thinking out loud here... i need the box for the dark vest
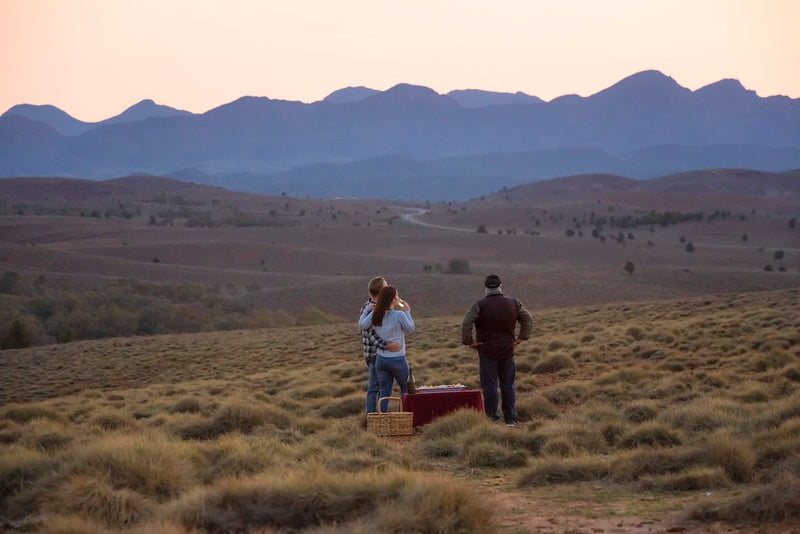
[475,293,519,359]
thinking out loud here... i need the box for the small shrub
[446,258,471,274]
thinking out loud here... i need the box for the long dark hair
[372,285,397,327]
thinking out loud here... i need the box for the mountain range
[2,70,799,201]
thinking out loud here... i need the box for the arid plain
[1,170,799,533]
[1,169,799,327]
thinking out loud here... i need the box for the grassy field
[2,288,799,533]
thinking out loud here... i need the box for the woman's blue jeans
[375,354,409,412]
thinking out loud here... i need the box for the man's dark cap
[484,274,502,288]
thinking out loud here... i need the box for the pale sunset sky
[1,0,799,122]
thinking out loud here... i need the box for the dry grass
[0,288,799,532]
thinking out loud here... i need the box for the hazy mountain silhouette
[1,99,191,136]
[322,86,380,104]
[1,104,92,136]
[1,70,799,200]
[446,89,544,108]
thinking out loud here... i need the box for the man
[461,274,532,426]
[360,276,401,413]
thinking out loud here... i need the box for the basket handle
[377,396,402,414]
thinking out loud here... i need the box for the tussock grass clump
[320,393,363,418]
[639,466,730,492]
[464,440,529,468]
[165,468,495,533]
[419,412,540,467]
[684,473,800,523]
[518,455,610,486]
[19,417,72,451]
[536,420,611,455]
[657,399,732,434]
[168,397,203,414]
[515,394,559,420]
[196,433,290,483]
[532,354,575,374]
[624,401,659,423]
[376,476,496,533]
[177,396,291,439]
[618,423,683,449]
[757,455,800,484]
[1,403,68,424]
[91,409,135,431]
[610,447,707,482]
[0,420,21,444]
[704,431,755,483]
[541,382,588,406]
[0,446,56,504]
[68,433,198,501]
[421,409,485,440]
[44,474,154,528]
[754,418,800,471]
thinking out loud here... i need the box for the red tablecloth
[401,389,484,427]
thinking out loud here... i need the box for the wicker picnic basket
[367,396,414,436]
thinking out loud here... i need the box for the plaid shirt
[360,299,387,362]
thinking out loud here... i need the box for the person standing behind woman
[359,285,414,412]
[359,276,401,414]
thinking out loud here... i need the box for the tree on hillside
[789,217,797,229]
[476,224,487,233]
[624,261,635,275]
[774,250,785,260]
[1,317,32,349]
[686,242,695,252]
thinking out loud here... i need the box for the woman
[358,285,414,412]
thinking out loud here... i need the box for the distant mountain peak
[383,84,442,99]
[323,86,379,104]
[591,69,691,103]
[604,70,684,92]
[109,99,191,124]
[446,89,543,108]
[1,103,88,135]
[695,79,757,100]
